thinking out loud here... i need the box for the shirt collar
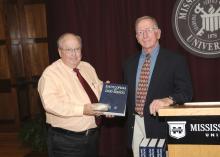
[141,43,160,59]
[59,59,82,72]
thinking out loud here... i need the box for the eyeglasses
[60,47,81,54]
[136,27,158,36]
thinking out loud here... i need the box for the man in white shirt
[38,33,104,157]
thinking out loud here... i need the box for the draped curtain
[46,0,220,156]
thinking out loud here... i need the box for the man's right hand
[83,104,104,116]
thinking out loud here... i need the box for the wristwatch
[168,96,176,105]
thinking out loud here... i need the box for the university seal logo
[172,0,220,58]
[168,121,186,139]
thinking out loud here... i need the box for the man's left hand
[149,97,173,116]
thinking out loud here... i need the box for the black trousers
[47,125,100,157]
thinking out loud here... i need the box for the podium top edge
[184,102,220,106]
[158,103,220,116]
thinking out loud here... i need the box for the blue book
[99,83,128,116]
[140,138,150,157]
[147,138,158,157]
[139,138,166,157]
[156,139,166,157]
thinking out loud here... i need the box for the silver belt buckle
[86,129,89,136]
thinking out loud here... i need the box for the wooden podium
[158,102,220,157]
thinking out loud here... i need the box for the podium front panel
[165,116,220,144]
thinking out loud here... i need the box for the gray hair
[57,33,82,48]
[135,16,159,31]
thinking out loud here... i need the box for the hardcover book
[99,83,128,116]
[140,138,150,157]
[139,138,166,157]
[148,138,158,157]
[156,139,166,157]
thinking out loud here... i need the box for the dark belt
[47,124,98,136]
[134,111,143,117]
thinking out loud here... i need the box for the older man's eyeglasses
[60,47,81,54]
[136,27,158,36]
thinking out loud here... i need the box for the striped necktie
[135,55,151,116]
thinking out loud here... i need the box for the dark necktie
[74,68,98,103]
[135,55,151,116]
[73,68,102,126]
